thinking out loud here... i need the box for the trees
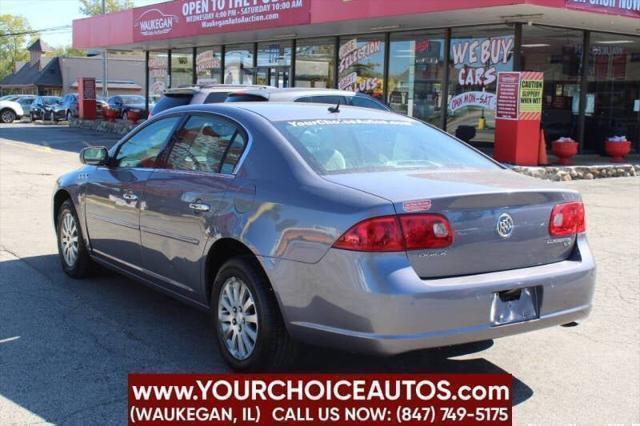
[79,0,134,16]
[49,46,86,57]
[0,15,35,81]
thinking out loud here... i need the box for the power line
[0,25,72,37]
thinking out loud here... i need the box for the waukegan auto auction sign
[133,0,311,42]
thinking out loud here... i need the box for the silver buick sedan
[53,103,595,371]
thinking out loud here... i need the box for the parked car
[106,95,147,120]
[96,97,108,118]
[15,95,37,117]
[52,94,79,121]
[225,88,391,111]
[53,103,595,371]
[150,84,273,117]
[30,96,61,121]
[0,99,25,123]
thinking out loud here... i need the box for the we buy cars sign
[133,0,310,42]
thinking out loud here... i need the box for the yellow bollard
[478,116,486,130]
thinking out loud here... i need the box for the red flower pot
[552,140,579,165]
[104,108,117,123]
[604,140,631,163]
[127,110,140,124]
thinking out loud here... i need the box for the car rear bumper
[260,234,595,355]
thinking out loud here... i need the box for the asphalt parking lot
[1,122,638,424]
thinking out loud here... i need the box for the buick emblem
[496,213,514,239]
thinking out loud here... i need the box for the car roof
[164,102,411,123]
[229,87,359,100]
[163,84,274,95]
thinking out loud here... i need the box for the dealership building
[73,0,640,153]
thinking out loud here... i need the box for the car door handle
[123,193,138,201]
[189,202,210,213]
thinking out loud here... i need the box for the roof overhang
[73,0,640,51]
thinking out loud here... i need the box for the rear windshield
[275,118,499,174]
[152,94,193,115]
[225,94,268,102]
[121,95,145,104]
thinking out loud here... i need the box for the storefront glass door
[584,33,640,153]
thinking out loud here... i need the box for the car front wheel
[57,200,91,278]
[0,109,16,123]
[212,257,296,371]
[66,111,73,121]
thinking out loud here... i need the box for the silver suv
[150,84,273,117]
[225,87,390,111]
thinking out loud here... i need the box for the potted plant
[104,108,117,123]
[604,136,631,163]
[551,137,579,165]
[127,110,140,124]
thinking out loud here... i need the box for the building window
[338,34,385,102]
[256,41,292,87]
[388,30,446,126]
[148,51,168,104]
[196,47,222,84]
[584,33,640,153]
[447,26,515,144]
[520,26,584,146]
[170,48,193,88]
[295,38,336,89]
[224,44,254,85]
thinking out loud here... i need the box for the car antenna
[328,99,341,113]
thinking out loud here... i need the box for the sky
[0,0,165,47]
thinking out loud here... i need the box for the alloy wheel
[1,110,15,123]
[218,276,259,360]
[60,212,79,267]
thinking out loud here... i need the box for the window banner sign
[565,0,640,18]
[128,374,512,425]
[133,0,311,42]
[449,91,497,112]
[494,71,544,166]
[338,38,384,94]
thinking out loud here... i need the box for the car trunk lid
[324,169,580,278]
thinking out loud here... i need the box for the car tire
[66,111,72,122]
[56,200,91,278]
[211,256,297,371]
[0,108,16,123]
[122,111,129,121]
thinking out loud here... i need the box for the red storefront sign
[566,0,640,18]
[133,0,311,42]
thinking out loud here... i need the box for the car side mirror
[80,146,109,166]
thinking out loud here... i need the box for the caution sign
[518,72,543,120]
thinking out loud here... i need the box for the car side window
[165,115,245,174]
[204,92,230,103]
[114,116,181,168]
[300,95,347,105]
[220,133,247,174]
[351,95,387,110]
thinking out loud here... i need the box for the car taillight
[549,201,586,237]
[399,214,453,249]
[333,214,454,252]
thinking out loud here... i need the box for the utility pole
[102,0,108,98]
